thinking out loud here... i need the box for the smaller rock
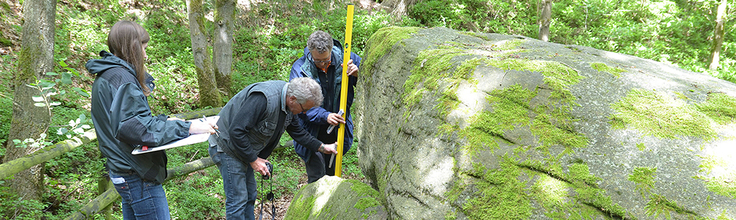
[285,176,387,220]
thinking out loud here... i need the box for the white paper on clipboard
[132,116,219,155]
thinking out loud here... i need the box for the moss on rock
[610,89,717,140]
[363,27,420,78]
[697,92,736,125]
[590,62,625,78]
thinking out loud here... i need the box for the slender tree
[187,0,222,107]
[709,0,728,70]
[381,0,421,18]
[213,0,235,97]
[3,0,56,204]
[538,0,552,42]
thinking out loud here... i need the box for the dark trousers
[305,150,343,183]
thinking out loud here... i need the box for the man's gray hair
[288,77,323,106]
[307,31,333,53]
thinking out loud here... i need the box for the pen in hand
[200,115,220,137]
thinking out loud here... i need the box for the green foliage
[0,184,53,220]
[166,166,226,219]
[409,0,538,36]
[407,0,736,83]
[0,95,11,157]
[142,4,199,114]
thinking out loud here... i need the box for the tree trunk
[3,0,56,204]
[381,0,421,18]
[187,0,221,108]
[214,0,235,98]
[538,0,552,42]
[709,0,727,70]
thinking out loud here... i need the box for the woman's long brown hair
[107,21,151,95]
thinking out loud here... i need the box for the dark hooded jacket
[289,39,361,161]
[86,51,191,184]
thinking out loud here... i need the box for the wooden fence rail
[1,107,222,219]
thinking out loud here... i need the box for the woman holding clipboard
[86,20,216,219]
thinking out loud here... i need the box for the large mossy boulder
[284,176,387,220]
[355,27,736,219]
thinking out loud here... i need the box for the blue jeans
[209,146,257,220]
[109,171,170,220]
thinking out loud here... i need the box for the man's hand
[346,59,359,77]
[250,158,271,177]
[319,143,338,154]
[189,120,218,134]
[327,112,345,126]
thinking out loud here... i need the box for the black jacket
[86,51,190,184]
[209,80,323,164]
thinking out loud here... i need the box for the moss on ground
[610,89,717,140]
[590,62,625,78]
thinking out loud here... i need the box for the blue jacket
[289,39,361,161]
[87,51,191,184]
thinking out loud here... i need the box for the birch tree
[539,0,552,42]
[709,0,728,70]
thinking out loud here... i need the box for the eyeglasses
[309,54,331,65]
[298,102,308,114]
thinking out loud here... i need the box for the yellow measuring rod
[335,4,354,177]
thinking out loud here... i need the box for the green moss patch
[636,143,646,151]
[628,167,657,197]
[456,59,587,154]
[404,48,467,106]
[458,84,535,155]
[363,26,420,78]
[696,92,736,125]
[456,156,629,219]
[610,89,717,140]
[697,154,736,199]
[461,157,533,219]
[645,194,698,219]
[0,37,11,47]
[285,194,316,220]
[590,62,625,78]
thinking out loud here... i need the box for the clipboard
[132,116,219,155]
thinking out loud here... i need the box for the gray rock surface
[356,27,736,219]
